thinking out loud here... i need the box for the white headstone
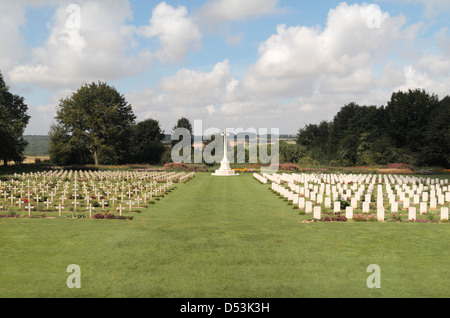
[313,206,321,220]
[408,207,416,221]
[346,206,353,219]
[362,202,370,213]
[298,197,305,209]
[334,201,341,213]
[430,197,437,209]
[438,195,444,205]
[420,202,427,215]
[305,201,313,213]
[293,194,299,205]
[441,207,449,221]
[391,202,398,213]
[351,197,357,209]
[403,198,410,209]
[377,206,385,222]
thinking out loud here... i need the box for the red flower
[24,199,28,203]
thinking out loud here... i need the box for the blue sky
[1,0,449,136]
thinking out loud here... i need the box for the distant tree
[48,124,92,165]
[297,121,331,164]
[53,81,136,165]
[173,117,193,135]
[171,116,193,144]
[0,71,30,166]
[385,89,439,152]
[279,142,307,164]
[130,118,166,164]
[421,96,450,167]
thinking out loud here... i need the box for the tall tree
[422,96,450,167]
[172,117,193,147]
[53,81,135,165]
[130,118,166,164]
[48,124,92,166]
[385,89,439,152]
[0,71,30,165]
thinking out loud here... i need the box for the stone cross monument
[211,129,238,176]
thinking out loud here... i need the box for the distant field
[22,156,50,164]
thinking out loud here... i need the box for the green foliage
[279,142,306,164]
[129,118,166,164]
[51,81,135,165]
[0,70,30,165]
[296,89,450,168]
[49,124,92,165]
[23,135,50,156]
[172,117,193,147]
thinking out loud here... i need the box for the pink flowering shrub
[279,163,301,171]
[387,163,414,171]
[164,162,189,170]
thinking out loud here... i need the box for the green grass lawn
[1,172,450,298]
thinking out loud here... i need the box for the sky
[1,0,450,136]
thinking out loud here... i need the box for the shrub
[164,162,189,171]
[339,198,350,210]
[390,214,402,222]
[353,214,367,222]
[387,163,414,171]
[425,212,437,222]
[279,163,301,172]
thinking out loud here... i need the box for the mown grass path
[1,172,450,298]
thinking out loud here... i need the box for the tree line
[295,89,450,167]
[0,69,448,168]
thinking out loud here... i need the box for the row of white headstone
[254,172,450,222]
[253,173,268,184]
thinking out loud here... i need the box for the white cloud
[137,1,202,63]
[241,2,412,99]
[0,2,27,73]
[9,0,151,89]
[195,0,280,25]
[157,59,234,107]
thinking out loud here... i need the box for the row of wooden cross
[0,170,195,217]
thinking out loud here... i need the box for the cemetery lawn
[1,172,450,298]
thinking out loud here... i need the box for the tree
[0,71,30,166]
[421,96,450,167]
[173,117,193,134]
[279,142,306,164]
[53,81,136,165]
[296,121,331,164]
[130,118,166,164]
[172,117,193,143]
[385,89,439,152]
[48,124,92,166]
